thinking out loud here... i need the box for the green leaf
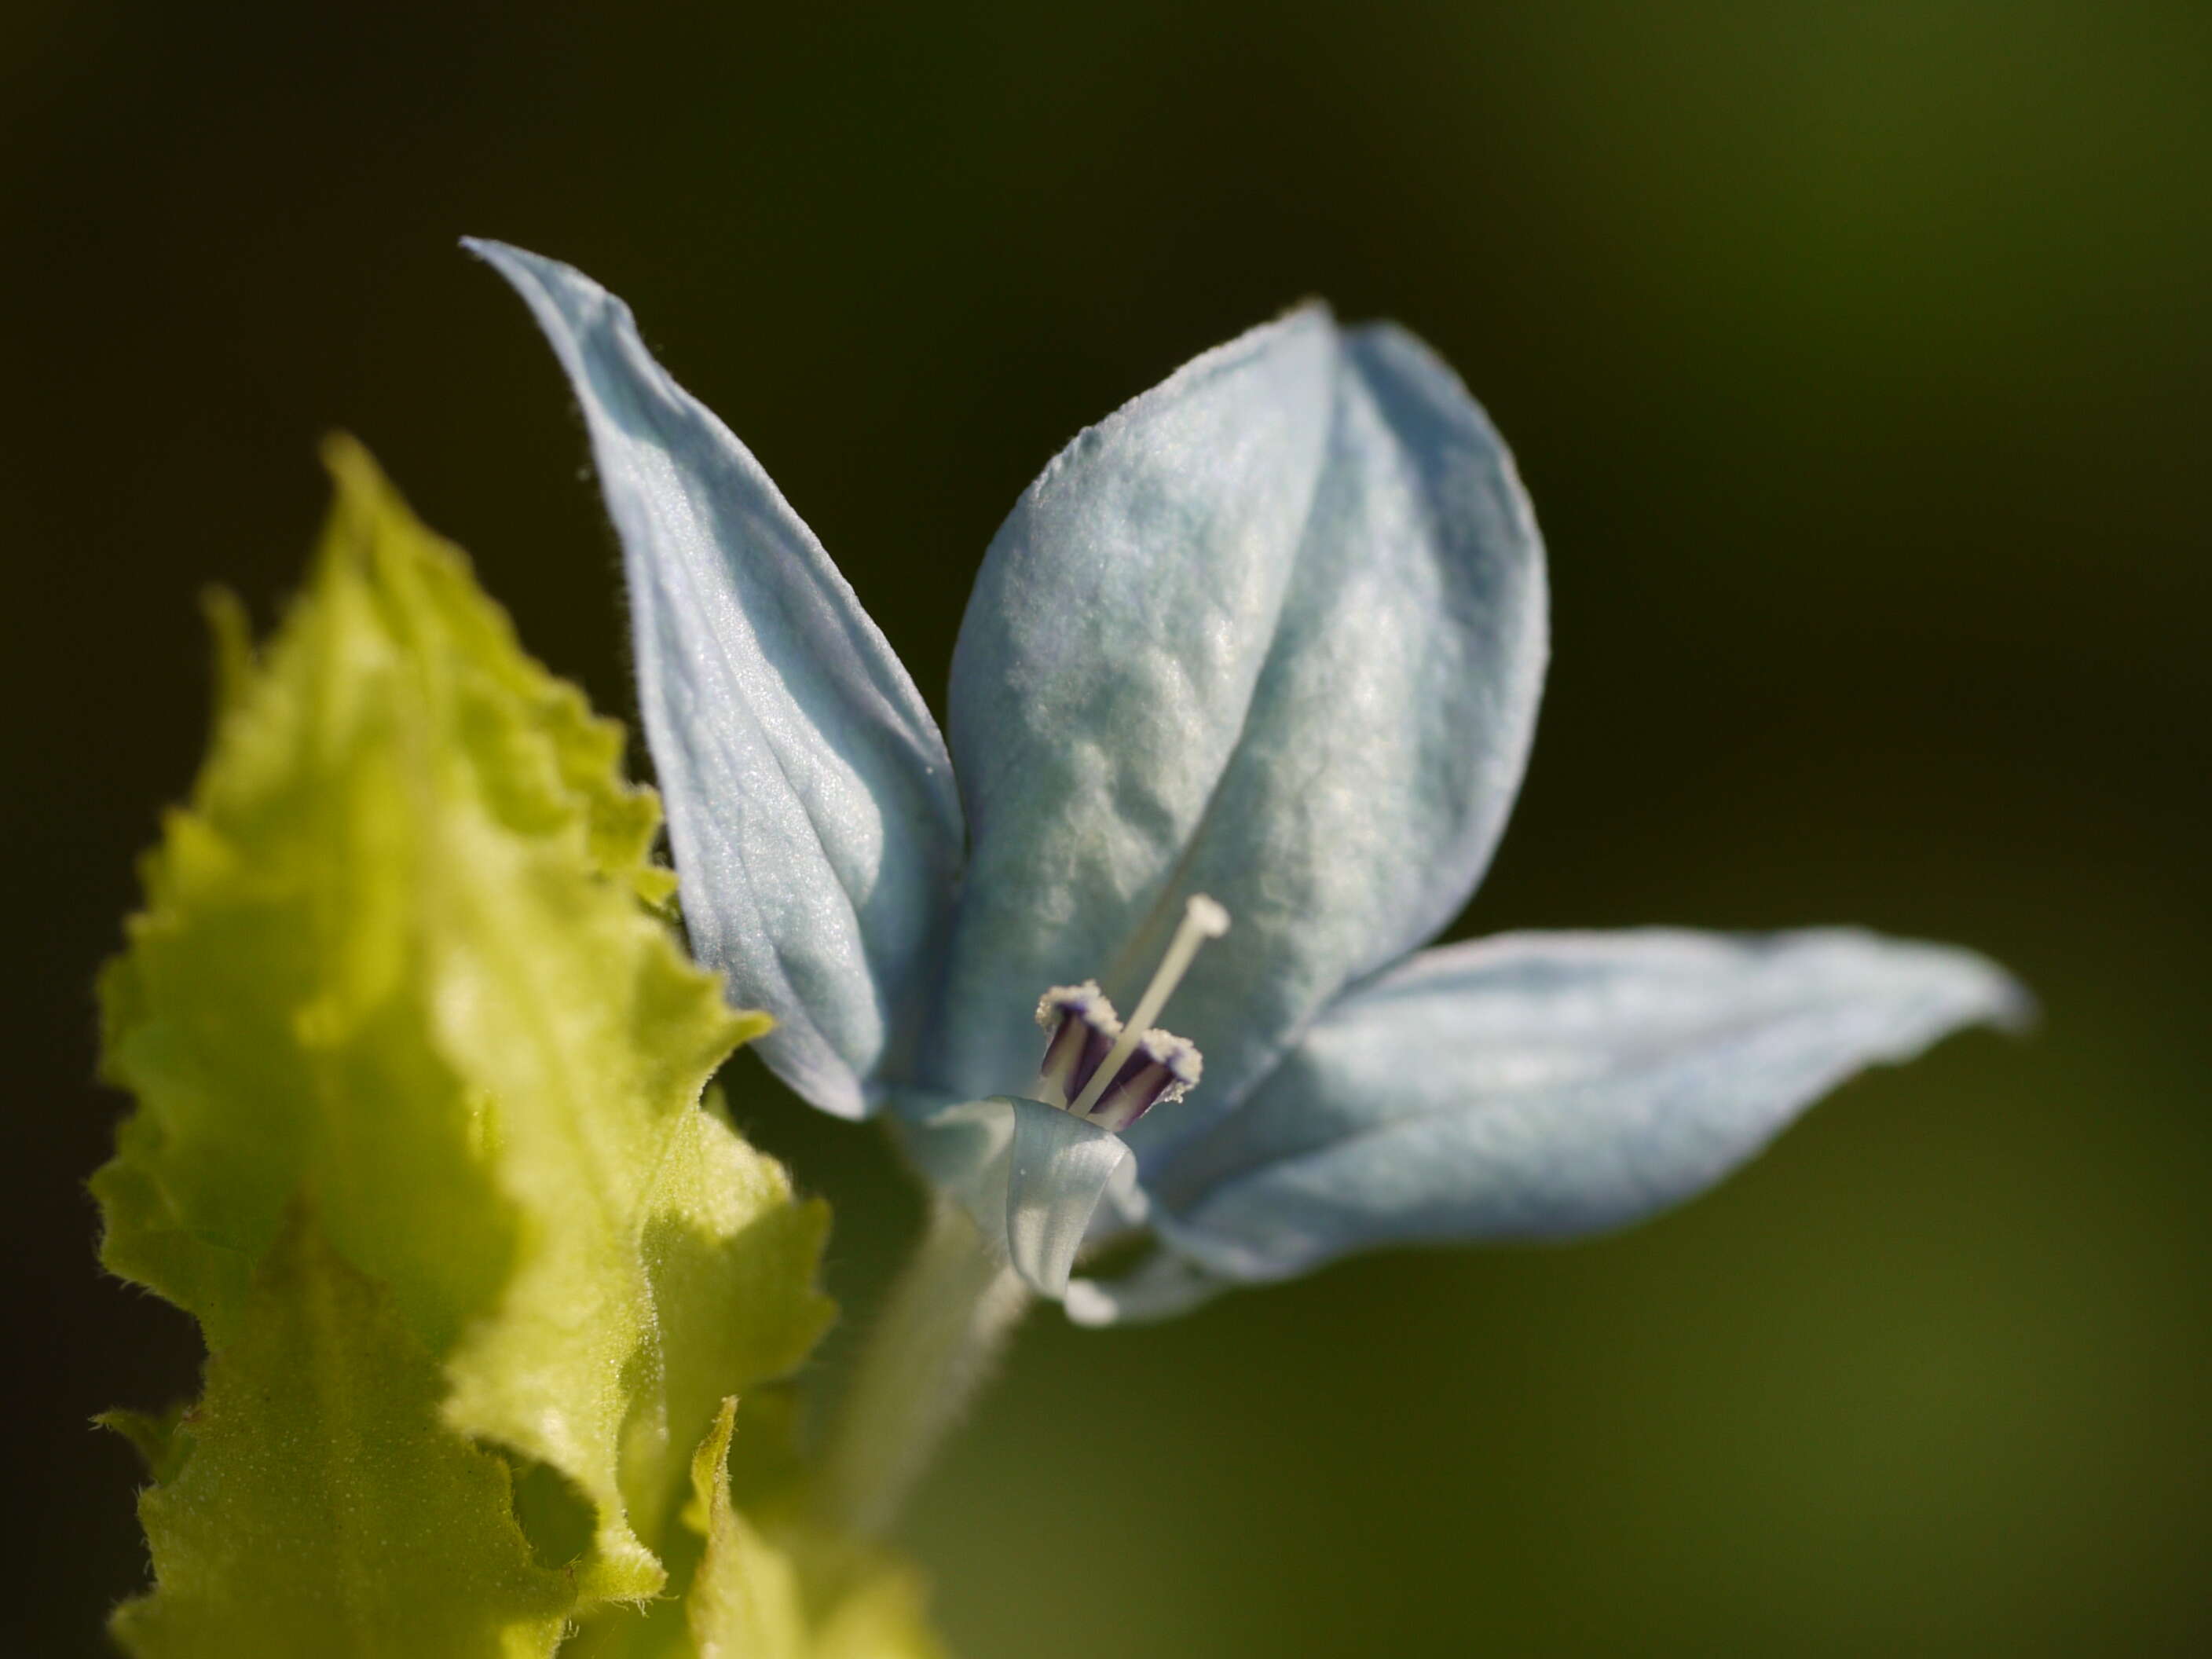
[680,1399,809,1657]
[96,439,837,1637]
[566,1400,950,1659]
[110,1212,571,1659]
[96,1402,194,1489]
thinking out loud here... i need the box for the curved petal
[1065,1251,1231,1327]
[469,240,963,1119]
[923,319,1548,1148]
[901,1097,1128,1298]
[921,308,1335,1105]
[1134,928,2029,1288]
[1006,1101,1130,1298]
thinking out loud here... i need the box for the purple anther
[1086,1028,1203,1133]
[1033,982,1122,1109]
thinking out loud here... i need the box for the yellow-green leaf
[96,439,835,1639]
[567,1399,950,1659]
[683,1399,809,1657]
[110,1211,570,1659]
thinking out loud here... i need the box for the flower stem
[811,1196,1031,1537]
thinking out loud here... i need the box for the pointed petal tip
[1981,960,2039,1035]
[1826,928,2036,1042]
[1117,298,1342,426]
[458,235,530,275]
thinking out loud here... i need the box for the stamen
[1086,1027,1203,1132]
[1031,982,1120,1109]
[1065,895,1230,1122]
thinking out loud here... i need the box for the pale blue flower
[470,240,2027,1324]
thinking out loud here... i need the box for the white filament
[1065,895,1231,1121]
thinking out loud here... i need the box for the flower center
[1031,895,1230,1133]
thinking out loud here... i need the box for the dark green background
[7,2,2207,1653]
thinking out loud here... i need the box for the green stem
[812,1197,1031,1537]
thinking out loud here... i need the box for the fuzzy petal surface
[928,319,1547,1142]
[470,240,962,1119]
[1130,928,2028,1291]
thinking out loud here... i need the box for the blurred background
[6,2,2207,1653]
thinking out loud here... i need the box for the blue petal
[921,318,1548,1144]
[1129,928,2029,1291]
[469,240,963,1119]
[903,1097,1129,1298]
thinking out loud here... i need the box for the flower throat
[1031,895,1230,1133]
